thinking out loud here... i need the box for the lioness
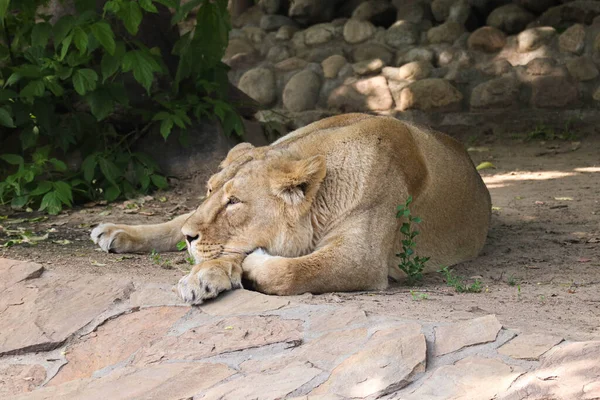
[91,114,491,304]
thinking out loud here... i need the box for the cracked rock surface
[1,258,599,399]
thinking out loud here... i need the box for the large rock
[283,70,322,111]
[432,0,470,24]
[353,43,393,65]
[427,22,465,44]
[322,54,348,78]
[530,75,579,108]
[343,19,376,44]
[223,37,256,67]
[470,76,520,109]
[396,1,431,24]
[0,263,134,356]
[352,0,397,27]
[402,357,523,400]
[266,45,292,63]
[327,76,394,112]
[199,289,291,316]
[0,258,44,292]
[479,59,513,76]
[312,331,426,398]
[260,14,298,31]
[498,333,564,360]
[538,1,600,29]
[468,27,507,53]
[526,57,558,76]
[385,20,420,48]
[238,67,277,106]
[352,58,385,75]
[394,61,433,81]
[433,315,502,356]
[518,27,557,53]
[397,47,435,65]
[566,56,599,81]
[487,4,535,34]
[398,78,463,111]
[498,341,600,400]
[50,307,188,385]
[559,23,586,55]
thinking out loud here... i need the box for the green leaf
[85,89,114,121]
[400,223,410,236]
[150,174,168,189]
[49,158,68,172]
[105,185,121,202]
[81,154,97,182]
[0,108,15,128]
[176,240,187,251]
[412,216,422,224]
[44,76,65,97]
[31,22,52,48]
[20,80,45,100]
[72,68,98,95]
[98,157,121,187]
[59,34,73,60]
[53,15,76,47]
[0,154,23,165]
[11,195,29,209]
[20,128,38,150]
[90,21,115,55]
[29,181,53,196]
[159,118,174,140]
[39,191,62,214]
[4,72,21,87]
[117,1,143,35]
[122,50,162,93]
[151,111,170,121]
[72,26,88,55]
[139,0,158,13]
[0,0,9,22]
[53,181,73,206]
[100,41,125,82]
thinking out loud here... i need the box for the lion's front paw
[90,223,138,253]
[177,264,242,305]
[242,249,293,295]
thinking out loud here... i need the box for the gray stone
[353,43,393,65]
[402,357,523,400]
[515,0,559,14]
[275,57,309,71]
[242,26,266,43]
[566,56,599,81]
[327,76,393,112]
[322,54,348,78]
[471,76,520,109]
[0,269,134,356]
[266,45,292,63]
[312,332,426,398]
[498,341,600,400]
[276,25,299,40]
[434,315,502,356]
[304,23,336,46]
[398,78,463,111]
[498,333,564,360]
[386,21,420,48]
[530,75,578,108]
[479,59,513,76]
[352,0,396,25]
[258,0,280,15]
[396,1,431,24]
[427,22,465,44]
[559,23,586,55]
[238,67,277,106]
[518,27,557,53]
[283,70,322,111]
[538,1,600,29]
[395,61,432,81]
[468,27,507,53]
[397,47,435,65]
[432,0,470,24]
[343,19,376,44]
[260,14,298,31]
[352,58,385,75]
[487,4,535,34]
[526,57,558,76]
[388,79,411,108]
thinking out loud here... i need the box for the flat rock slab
[498,333,564,360]
[199,288,292,316]
[0,264,134,356]
[434,314,502,356]
[0,364,46,397]
[400,356,523,400]
[0,259,44,292]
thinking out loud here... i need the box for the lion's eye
[227,196,241,206]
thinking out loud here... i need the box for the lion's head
[181,143,327,264]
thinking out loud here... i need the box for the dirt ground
[1,131,599,341]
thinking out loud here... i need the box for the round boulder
[518,27,557,53]
[530,76,578,108]
[304,24,336,46]
[238,68,277,106]
[558,24,586,55]
[467,27,507,53]
[566,56,599,81]
[397,61,433,81]
[353,43,393,65]
[487,4,535,34]
[283,70,322,112]
[427,22,465,44]
[398,78,463,111]
[470,76,520,109]
[385,21,420,48]
[343,19,376,44]
[322,54,348,78]
[327,76,393,112]
[352,59,385,75]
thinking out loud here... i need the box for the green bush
[0,0,242,214]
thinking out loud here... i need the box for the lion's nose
[186,234,199,244]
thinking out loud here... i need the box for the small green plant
[176,240,187,251]
[437,266,482,293]
[410,290,429,301]
[185,256,195,265]
[507,274,518,287]
[396,195,430,286]
[522,120,577,142]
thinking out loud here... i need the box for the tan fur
[91,114,491,304]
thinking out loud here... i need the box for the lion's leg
[91,212,193,253]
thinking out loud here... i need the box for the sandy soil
[2,132,599,341]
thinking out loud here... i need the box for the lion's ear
[270,155,326,206]
[220,143,255,169]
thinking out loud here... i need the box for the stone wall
[225,0,600,133]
